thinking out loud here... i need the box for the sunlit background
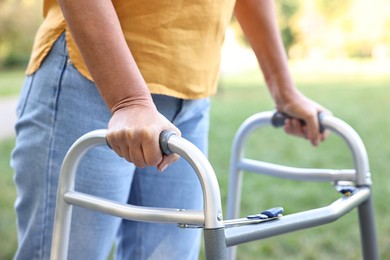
[221,0,390,75]
[1,0,390,69]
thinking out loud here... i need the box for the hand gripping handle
[271,111,326,133]
[106,130,176,156]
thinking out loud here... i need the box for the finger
[283,119,294,135]
[304,113,320,146]
[112,142,132,162]
[109,129,146,166]
[284,118,306,138]
[320,129,331,142]
[129,144,147,168]
[291,118,304,136]
[157,154,180,172]
[106,130,128,159]
[123,129,150,167]
[141,131,163,166]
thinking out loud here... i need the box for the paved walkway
[0,97,18,139]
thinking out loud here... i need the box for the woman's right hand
[106,102,181,172]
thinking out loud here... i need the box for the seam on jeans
[17,74,35,118]
[173,98,210,129]
[40,37,69,259]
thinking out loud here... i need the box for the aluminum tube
[167,134,224,229]
[64,191,205,225]
[227,111,273,220]
[226,111,373,260]
[228,112,371,185]
[51,130,107,260]
[204,228,227,260]
[226,188,370,247]
[51,129,224,260]
[358,196,379,260]
[321,116,371,185]
[227,111,371,220]
[226,112,273,260]
[239,159,356,182]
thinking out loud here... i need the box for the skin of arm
[57,0,179,171]
[234,0,329,146]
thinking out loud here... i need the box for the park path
[0,97,18,139]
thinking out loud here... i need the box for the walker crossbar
[225,187,369,247]
[226,111,378,260]
[237,159,356,182]
[63,191,205,225]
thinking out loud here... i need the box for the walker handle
[159,130,176,155]
[105,130,177,156]
[271,111,325,133]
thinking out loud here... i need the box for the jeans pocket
[16,74,34,118]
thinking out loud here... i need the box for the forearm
[235,0,330,146]
[57,0,181,168]
[234,0,296,106]
[58,0,153,112]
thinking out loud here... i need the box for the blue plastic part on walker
[260,207,284,218]
[247,213,268,220]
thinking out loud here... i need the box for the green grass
[0,138,17,260]
[0,69,25,96]
[1,67,390,259]
[208,71,390,259]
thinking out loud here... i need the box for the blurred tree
[0,0,42,68]
[295,0,390,60]
[230,0,302,56]
[276,0,301,54]
[315,0,352,21]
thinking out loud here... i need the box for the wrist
[109,92,155,114]
[266,69,298,109]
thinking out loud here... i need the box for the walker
[51,111,378,259]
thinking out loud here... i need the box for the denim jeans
[12,33,209,260]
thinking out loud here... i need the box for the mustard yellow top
[27,0,236,99]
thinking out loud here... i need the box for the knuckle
[124,127,135,140]
[142,128,155,139]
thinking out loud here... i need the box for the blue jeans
[12,33,209,259]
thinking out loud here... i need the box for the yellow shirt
[27,0,236,99]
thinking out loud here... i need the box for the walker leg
[204,228,227,260]
[226,169,243,260]
[227,246,237,260]
[358,195,378,260]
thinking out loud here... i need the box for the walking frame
[51,111,378,259]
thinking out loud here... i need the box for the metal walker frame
[51,111,378,259]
